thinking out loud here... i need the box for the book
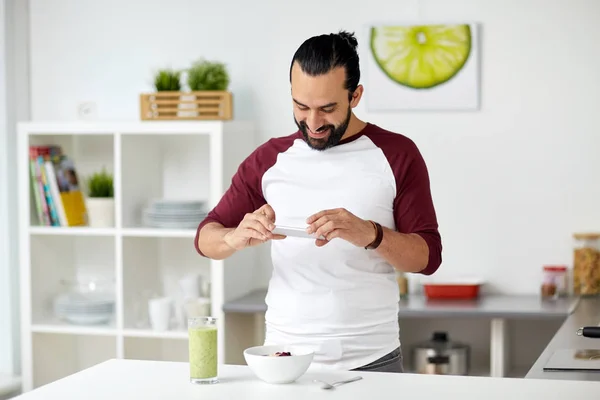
[29,145,88,227]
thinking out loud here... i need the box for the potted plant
[154,68,182,92]
[183,59,232,119]
[85,168,114,228]
[148,68,182,119]
[187,59,230,91]
[140,61,233,121]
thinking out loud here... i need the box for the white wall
[1,0,29,377]
[0,0,12,375]
[28,0,600,294]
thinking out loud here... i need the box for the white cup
[179,274,202,299]
[148,297,173,331]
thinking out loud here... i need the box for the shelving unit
[17,121,262,392]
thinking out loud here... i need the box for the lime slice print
[370,24,472,89]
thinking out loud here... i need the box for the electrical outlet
[77,102,97,120]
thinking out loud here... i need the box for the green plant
[153,69,182,91]
[87,169,113,198]
[187,59,230,91]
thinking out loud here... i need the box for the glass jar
[541,265,568,299]
[396,271,409,299]
[573,233,600,296]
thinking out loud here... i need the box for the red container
[423,279,484,300]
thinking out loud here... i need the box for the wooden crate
[140,91,233,120]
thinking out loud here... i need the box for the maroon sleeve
[367,128,442,275]
[194,134,298,256]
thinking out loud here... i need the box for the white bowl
[243,345,314,384]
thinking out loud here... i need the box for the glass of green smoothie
[188,316,218,384]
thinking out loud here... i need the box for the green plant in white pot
[86,168,114,228]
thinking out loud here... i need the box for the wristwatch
[365,221,383,250]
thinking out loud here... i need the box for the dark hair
[290,30,360,98]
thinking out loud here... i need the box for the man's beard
[295,106,352,151]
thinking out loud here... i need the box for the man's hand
[306,208,376,248]
[223,204,286,250]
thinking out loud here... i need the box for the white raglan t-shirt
[195,122,442,370]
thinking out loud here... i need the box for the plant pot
[178,93,198,118]
[86,197,115,228]
[139,91,232,120]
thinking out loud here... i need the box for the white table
[12,359,600,400]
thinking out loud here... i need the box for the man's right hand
[223,204,286,250]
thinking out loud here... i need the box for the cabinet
[17,121,261,391]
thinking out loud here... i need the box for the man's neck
[341,115,367,141]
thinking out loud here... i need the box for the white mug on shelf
[178,274,202,299]
[148,296,173,331]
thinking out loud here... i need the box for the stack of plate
[142,199,207,229]
[53,291,115,325]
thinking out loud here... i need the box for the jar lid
[543,265,567,272]
[573,232,600,240]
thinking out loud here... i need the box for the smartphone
[272,225,325,240]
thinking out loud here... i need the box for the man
[195,30,442,373]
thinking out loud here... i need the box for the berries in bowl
[269,351,291,357]
[243,345,314,384]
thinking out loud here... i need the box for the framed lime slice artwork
[370,24,472,90]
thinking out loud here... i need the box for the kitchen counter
[223,289,269,313]
[223,289,581,379]
[223,288,578,318]
[526,296,600,381]
[12,358,600,400]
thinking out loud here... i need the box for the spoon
[313,376,363,390]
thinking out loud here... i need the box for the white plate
[61,313,113,325]
[149,199,206,209]
[144,209,206,216]
[142,219,200,229]
[56,305,114,312]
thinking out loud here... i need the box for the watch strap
[365,221,383,250]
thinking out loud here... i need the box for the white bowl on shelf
[243,345,314,384]
[53,278,115,325]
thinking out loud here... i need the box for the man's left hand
[306,208,376,248]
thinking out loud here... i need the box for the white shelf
[31,320,117,336]
[29,226,198,238]
[121,228,196,238]
[29,226,116,236]
[29,321,189,340]
[17,120,236,135]
[18,120,261,393]
[29,324,187,340]
[122,328,188,340]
